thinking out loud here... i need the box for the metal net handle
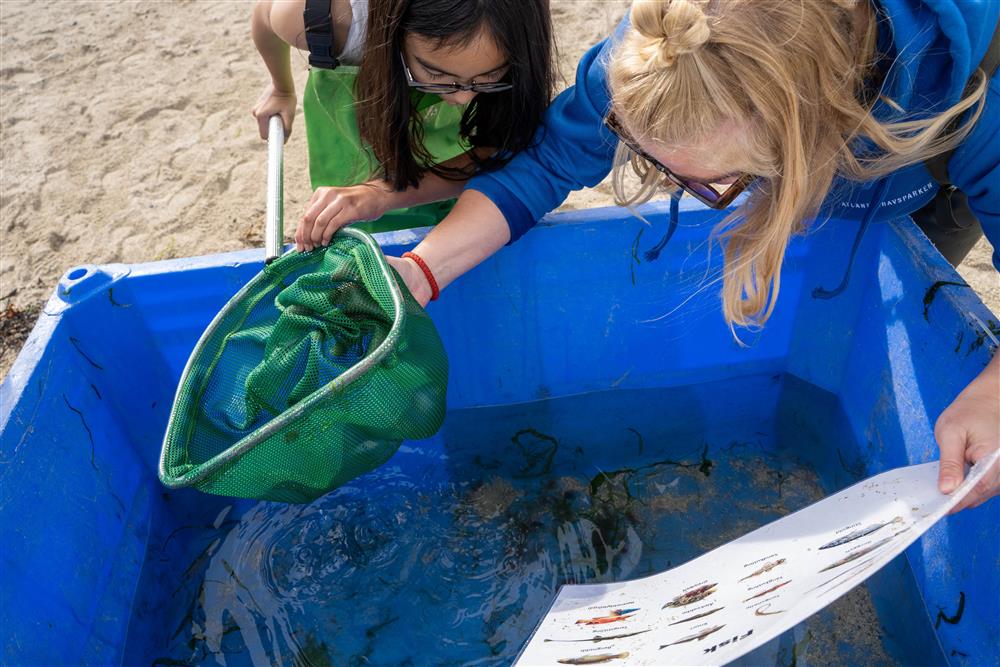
[265,115,284,263]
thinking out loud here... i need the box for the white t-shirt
[339,0,369,65]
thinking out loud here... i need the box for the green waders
[303,66,469,234]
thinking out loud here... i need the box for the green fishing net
[159,228,448,503]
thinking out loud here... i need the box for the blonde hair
[609,0,988,332]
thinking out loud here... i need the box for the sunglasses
[400,52,513,95]
[604,112,756,209]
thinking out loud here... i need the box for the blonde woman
[391,0,999,511]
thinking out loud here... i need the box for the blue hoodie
[468,1,1000,266]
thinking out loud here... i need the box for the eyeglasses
[400,52,513,95]
[604,112,756,209]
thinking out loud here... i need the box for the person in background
[251,0,554,248]
[390,0,1000,511]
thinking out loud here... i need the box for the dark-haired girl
[251,0,554,250]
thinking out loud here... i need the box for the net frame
[158,227,408,491]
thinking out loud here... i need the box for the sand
[0,1,996,379]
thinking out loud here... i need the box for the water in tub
[135,374,937,666]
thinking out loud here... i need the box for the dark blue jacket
[468,1,1000,267]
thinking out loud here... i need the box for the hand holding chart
[515,451,1000,666]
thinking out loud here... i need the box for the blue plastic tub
[1,201,997,666]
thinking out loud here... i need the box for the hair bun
[632,0,710,68]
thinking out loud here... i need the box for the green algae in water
[142,374,940,666]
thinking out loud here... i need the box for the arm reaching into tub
[386,190,510,305]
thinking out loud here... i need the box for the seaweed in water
[836,447,867,480]
[350,613,400,666]
[922,280,968,322]
[512,428,559,477]
[220,558,263,610]
[589,444,714,500]
[697,444,714,477]
[628,427,644,456]
[643,192,681,262]
[364,614,400,639]
[935,591,966,628]
[967,319,1000,356]
[548,481,585,524]
[293,633,334,667]
[107,287,132,307]
[68,335,104,370]
[630,227,644,286]
[62,394,97,471]
[151,657,195,666]
[589,467,635,506]
[786,628,813,667]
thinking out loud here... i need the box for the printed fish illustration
[659,624,725,649]
[662,583,718,608]
[557,652,630,665]
[820,517,903,550]
[742,580,791,602]
[739,558,787,582]
[545,629,652,643]
[806,557,877,594]
[667,607,724,626]
[754,604,785,616]
[575,609,639,625]
[819,533,903,572]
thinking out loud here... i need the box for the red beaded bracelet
[402,251,440,301]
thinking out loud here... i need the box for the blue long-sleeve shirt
[468,1,1000,267]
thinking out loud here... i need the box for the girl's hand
[385,255,433,307]
[935,354,1000,513]
[251,83,296,141]
[296,183,392,252]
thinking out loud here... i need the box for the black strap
[925,18,1000,185]
[304,0,340,70]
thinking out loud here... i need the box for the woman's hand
[385,255,433,307]
[296,183,393,252]
[251,83,296,141]
[935,353,1000,513]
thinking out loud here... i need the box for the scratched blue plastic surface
[1,201,997,665]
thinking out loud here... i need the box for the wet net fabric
[159,229,448,503]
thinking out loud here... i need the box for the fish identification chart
[514,451,1000,666]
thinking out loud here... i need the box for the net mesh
[159,229,448,503]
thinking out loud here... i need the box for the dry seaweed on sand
[0,301,40,373]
